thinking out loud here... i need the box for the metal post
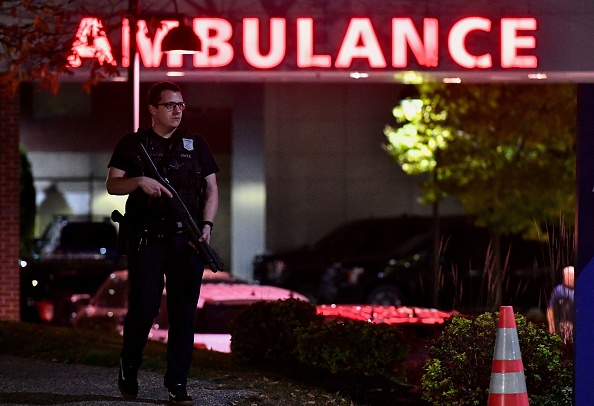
[129,0,140,132]
[432,195,440,308]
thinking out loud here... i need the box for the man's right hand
[138,176,173,198]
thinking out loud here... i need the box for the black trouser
[121,231,204,388]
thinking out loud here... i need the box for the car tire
[365,285,405,307]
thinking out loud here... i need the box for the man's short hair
[147,81,182,106]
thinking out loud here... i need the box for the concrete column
[230,84,265,281]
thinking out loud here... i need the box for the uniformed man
[106,81,219,405]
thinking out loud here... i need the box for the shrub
[421,312,573,406]
[229,298,318,367]
[296,318,409,378]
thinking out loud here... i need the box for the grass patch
[0,321,363,405]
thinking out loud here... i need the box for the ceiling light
[350,72,369,79]
[162,24,201,54]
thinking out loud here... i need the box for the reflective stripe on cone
[488,393,530,406]
[489,372,528,394]
[487,306,529,406]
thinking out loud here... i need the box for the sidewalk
[0,355,257,405]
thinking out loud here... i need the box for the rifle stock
[137,143,226,272]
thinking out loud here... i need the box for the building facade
[4,0,594,401]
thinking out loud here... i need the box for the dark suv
[253,215,550,312]
[20,215,120,324]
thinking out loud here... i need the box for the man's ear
[148,104,157,115]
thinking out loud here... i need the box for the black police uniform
[107,127,219,388]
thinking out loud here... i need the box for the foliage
[19,145,36,257]
[229,298,318,367]
[0,0,119,96]
[296,318,409,378]
[421,312,573,406]
[383,83,576,237]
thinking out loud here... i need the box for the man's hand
[188,229,210,250]
[188,225,212,251]
[200,224,212,243]
[138,176,173,198]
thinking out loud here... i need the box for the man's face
[151,90,184,130]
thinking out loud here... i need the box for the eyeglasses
[156,102,186,111]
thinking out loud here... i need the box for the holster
[111,210,129,255]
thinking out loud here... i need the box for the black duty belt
[145,218,186,240]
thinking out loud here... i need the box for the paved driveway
[0,355,256,405]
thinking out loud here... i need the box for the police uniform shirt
[108,127,219,225]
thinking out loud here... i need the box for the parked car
[71,270,309,353]
[20,215,121,325]
[253,215,550,313]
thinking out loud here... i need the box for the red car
[71,270,309,353]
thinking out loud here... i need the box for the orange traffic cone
[487,306,529,406]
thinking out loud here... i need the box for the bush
[296,318,409,378]
[230,298,318,367]
[421,312,573,406]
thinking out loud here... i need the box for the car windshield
[313,217,432,259]
[59,223,117,254]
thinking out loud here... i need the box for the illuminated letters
[68,18,116,67]
[122,19,183,68]
[297,18,332,68]
[68,16,538,72]
[449,17,493,69]
[501,18,537,68]
[243,18,287,69]
[392,18,439,68]
[192,18,234,67]
[335,18,387,68]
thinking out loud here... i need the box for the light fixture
[161,0,201,54]
[349,72,369,79]
[162,22,201,54]
[129,0,201,130]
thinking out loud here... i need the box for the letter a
[68,17,117,67]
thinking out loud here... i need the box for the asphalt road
[0,355,257,405]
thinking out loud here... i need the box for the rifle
[136,142,226,272]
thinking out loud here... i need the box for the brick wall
[0,85,21,321]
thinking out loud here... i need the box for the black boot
[118,357,139,399]
[167,384,193,405]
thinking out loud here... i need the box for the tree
[0,0,119,97]
[0,0,120,320]
[383,83,576,307]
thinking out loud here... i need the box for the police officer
[106,81,219,405]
